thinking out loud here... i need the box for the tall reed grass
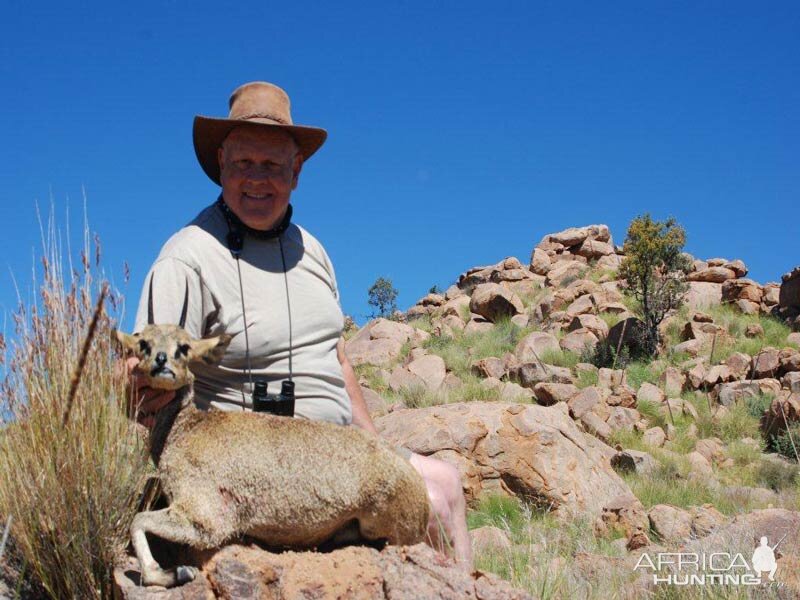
[0,212,150,599]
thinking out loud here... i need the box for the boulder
[406,355,447,391]
[648,505,693,543]
[721,278,763,304]
[690,505,727,537]
[760,392,800,440]
[464,317,495,336]
[687,267,736,283]
[513,362,573,387]
[559,329,599,354]
[724,259,748,278]
[575,238,615,259]
[469,283,524,323]
[377,402,631,517]
[594,493,649,540]
[606,407,640,432]
[764,283,781,306]
[695,438,726,464]
[533,382,578,406]
[673,338,703,357]
[716,380,780,407]
[114,543,531,600]
[471,357,506,380]
[660,367,686,396]
[637,382,665,405]
[514,331,560,363]
[684,282,723,309]
[565,294,595,317]
[346,319,428,367]
[388,366,426,394]
[610,450,658,476]
[725,352,752,379]
[529,248,551,275]
[361,386,389,418]
[606,317,651,360]
[752,348,781,379]
[567,314,609,339]
[642,427,666,447]
[580,412,614,442]
[499,381,535,402]
[779,267,800,311]
[470,526,513,556]
[545,261,588,288]
[568,387,604,419]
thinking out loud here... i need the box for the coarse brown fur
[116,324,429,588]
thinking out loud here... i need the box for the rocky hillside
[346,224,800,598]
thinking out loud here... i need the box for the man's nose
[155,351,167,366]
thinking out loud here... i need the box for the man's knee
[409,454,464,507]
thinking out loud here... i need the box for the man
[129,81,472,566]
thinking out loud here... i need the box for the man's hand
[125,356,175,429]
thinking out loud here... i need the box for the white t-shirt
[134,202,351,425]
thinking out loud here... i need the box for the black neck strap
[216,196,293,245]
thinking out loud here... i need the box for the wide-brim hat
[193,81,327,185]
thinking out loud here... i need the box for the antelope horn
[147,273,155,325]
[178,280,189,329]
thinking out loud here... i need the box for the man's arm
[337,337,378,434]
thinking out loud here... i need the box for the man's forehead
[222,126,297,156]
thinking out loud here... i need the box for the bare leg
[131,508,209,588]
[409,453,473,569]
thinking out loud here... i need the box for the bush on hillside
[618,215,691,357]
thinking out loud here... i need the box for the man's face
[217,126,302,230]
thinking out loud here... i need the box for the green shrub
[754,458,798,491]
[618,215,690,357]
[770,425,800,462]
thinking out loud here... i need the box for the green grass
[468,494,640,599]
[422,317,532,379]
[624,360,663,390]
[406,313,433,333]
[575,368,599,389]
[598,312,623,329]
[540,347,580,369]
[704,304,794,361]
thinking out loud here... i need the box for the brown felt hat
[193,81,327,185]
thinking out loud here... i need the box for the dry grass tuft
[0,214,150,599]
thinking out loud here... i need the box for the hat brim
[193,116,327,185]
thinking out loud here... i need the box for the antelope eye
[138,340,151,356]
[175,344,190,358]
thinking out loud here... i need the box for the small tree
[368,277,398,318]
[618,214,690,356]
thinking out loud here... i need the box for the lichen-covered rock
[377,402,630,517]
[114,543,532,600]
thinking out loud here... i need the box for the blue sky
[1,1,798,328]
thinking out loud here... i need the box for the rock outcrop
[114,543,532,600]
[376,401,631,517]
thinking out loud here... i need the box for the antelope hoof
[176,565,198,585]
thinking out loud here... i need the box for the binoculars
[252,380,295,416]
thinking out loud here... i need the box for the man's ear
[113,330,139,353]
[189,334,233,365]
[291,154,303,190]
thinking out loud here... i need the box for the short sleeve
[320,246,341,306]
[133,257,207,338]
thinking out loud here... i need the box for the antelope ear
[189,334,233,365]
[113,330,139,353]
